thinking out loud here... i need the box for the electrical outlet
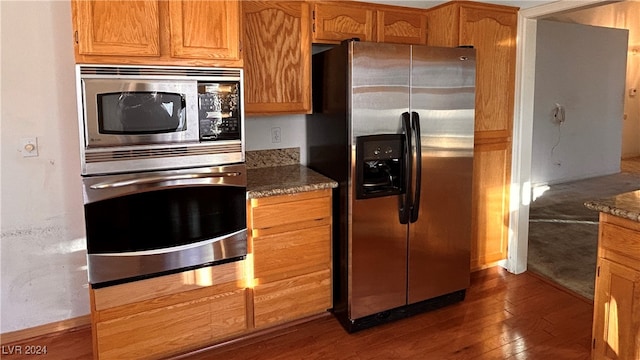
[271,127,281,143]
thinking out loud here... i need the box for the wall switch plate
[271,127,281,143]
[21,137,38,157]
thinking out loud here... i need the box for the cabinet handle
[74,30,78,44]
[597,266,600,277]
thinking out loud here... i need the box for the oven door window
[85,185,246,254]
[97,91,187,134]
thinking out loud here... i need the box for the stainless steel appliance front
[82,163,247,287]
[308,41,475,331]
[76,65,245,175]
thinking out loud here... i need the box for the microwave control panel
[198,82,241,141]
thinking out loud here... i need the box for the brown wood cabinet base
[90,262,248,360]
[592,213,640,359]
[89,189,333,359]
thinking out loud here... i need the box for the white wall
[1,1,89,332]
[245,115,307,164]
[546,1,640,159]
[530,20,628,185]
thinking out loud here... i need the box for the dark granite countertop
[247,164,338,199]
[584,190,640,222]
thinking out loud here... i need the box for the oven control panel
[198,82,241,141]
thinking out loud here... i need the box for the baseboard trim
[0,315,91,344]
[471,259,504,272]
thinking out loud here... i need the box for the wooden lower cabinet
[592,214,640,359]
[248,189,333,329]
[89,189,333,358]
[470,140,511,270]
[90,262,247,360]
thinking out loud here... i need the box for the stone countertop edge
[584,189,640,223]
[246,164,338,199]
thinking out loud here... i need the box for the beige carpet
[527,159,640,300]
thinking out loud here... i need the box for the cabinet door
[459,6,517,139]
[376,9,427,45]
[593,259,640,360]
[168,0,241,61]
[313,2,375,43]
[471,141,511,270]
[243,1,311,114]
[73,0,160,56]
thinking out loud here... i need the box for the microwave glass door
[82,79,199,148]
[98,91,186,134]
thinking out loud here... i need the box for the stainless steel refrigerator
[307,40,476,332]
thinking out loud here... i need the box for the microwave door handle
[89,172,243,189]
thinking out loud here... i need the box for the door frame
[507,0,611,274]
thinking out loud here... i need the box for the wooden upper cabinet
[312,2,428,45]
[243,1,311,115]
[168,0,240,61]
[459,6,517,138]
[71,0,242,67]
[312,2,375,43]
[377,8,427,45]
[73,0,160,57]
[426,2,517,140]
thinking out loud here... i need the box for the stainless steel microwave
[76,65,244,176]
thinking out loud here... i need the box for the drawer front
[93,260,245,311]
[96,289,247,360]
[253,269,331,328]
[251,192,331,229]
[253,224,331,283]
[601,221,640,264]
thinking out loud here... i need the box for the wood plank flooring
[1,267,593,359]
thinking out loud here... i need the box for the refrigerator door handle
[400,112,412,224]
[410,111,422,223]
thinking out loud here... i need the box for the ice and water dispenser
[355,135,405,199]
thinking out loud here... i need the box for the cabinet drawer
[253,224,331,283]
[95,288,247,360]
[251,190,331,230]
[600,216,640,266]
[93,260,245,311]
[253,269,331,328]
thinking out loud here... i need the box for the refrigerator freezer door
[349,42,411,319]
[407,46,476,304]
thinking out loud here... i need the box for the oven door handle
[89,172,243,189]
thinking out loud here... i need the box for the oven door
[82,164,247,287]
